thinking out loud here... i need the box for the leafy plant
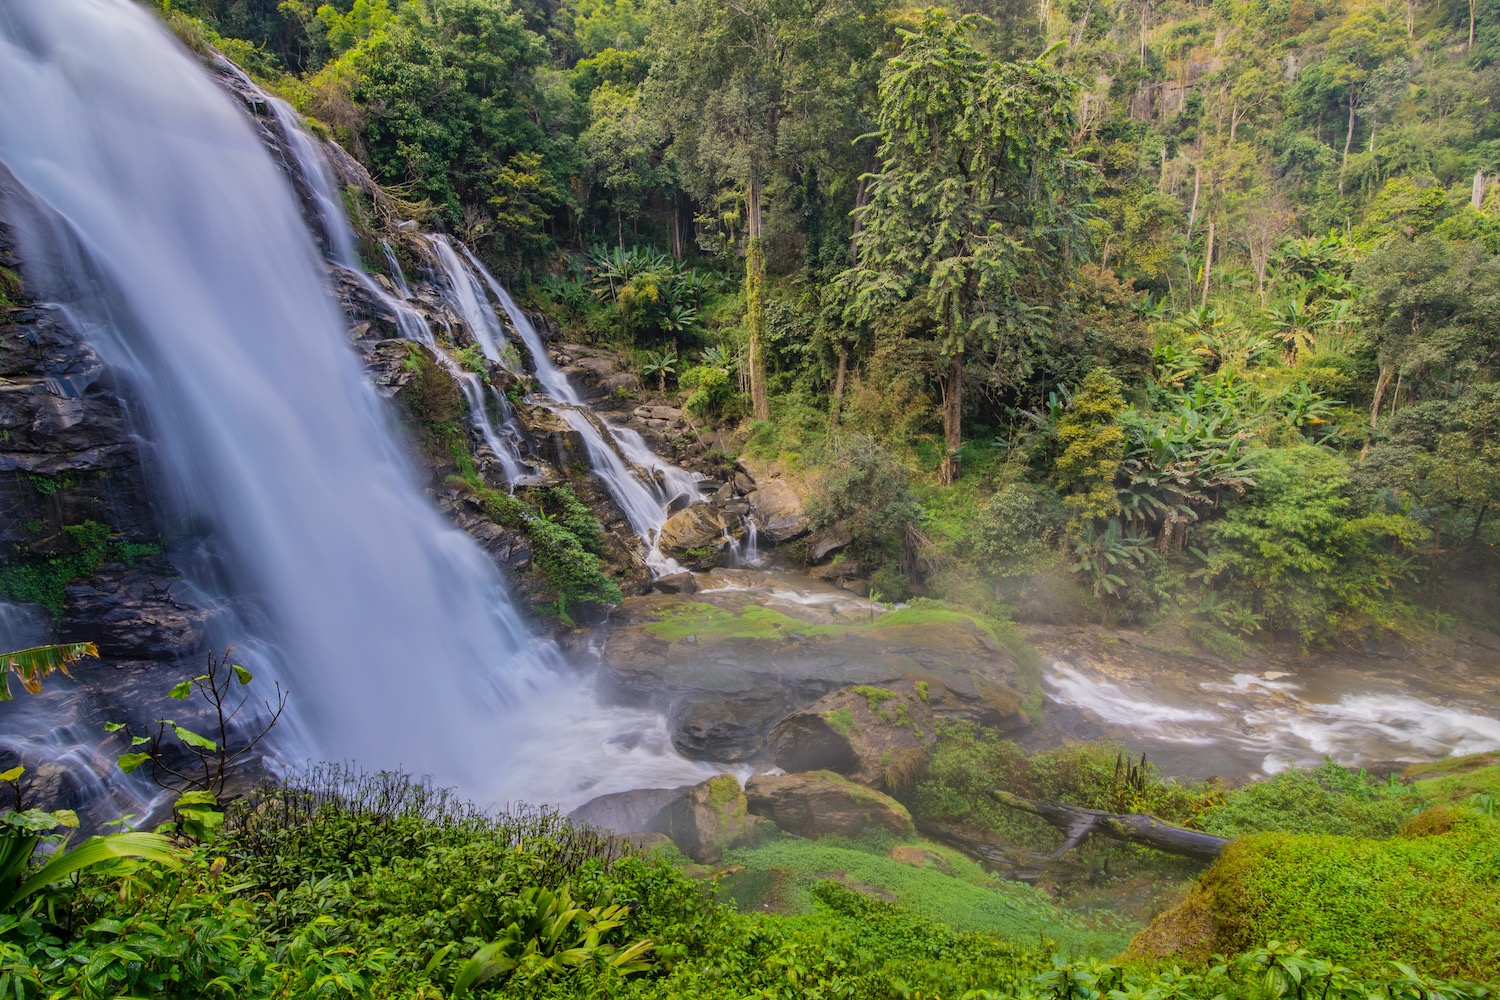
[0,643,98,702]
[108,647,286,800]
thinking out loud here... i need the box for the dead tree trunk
[988,790,1230,862]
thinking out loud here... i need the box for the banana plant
[0,643,98,701]
[0,768,181,914]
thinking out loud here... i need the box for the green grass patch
[723,837,1131,957]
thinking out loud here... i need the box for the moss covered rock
[745,771,914,839]
[1126,814,1500,980]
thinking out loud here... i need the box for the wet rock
[669,694,784,762]
[60,557,213,662]
[647,774,773,863]
[601,588,1028,761]
[0,307,156,551]
[747,480,809,543]
[570,785,693,834]
[652,572,697,595]
[767,685,935,789]
[808,523,853,563]
[744,771,913,839]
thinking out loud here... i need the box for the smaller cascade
[439,242,709,571]
[382,242,412,298]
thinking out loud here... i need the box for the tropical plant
[0,643,97,701]
[1068,519,1155,597]
[453,885,654,993]
[108,647,287,799]
[640,348,677,392]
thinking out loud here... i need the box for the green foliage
[807,434,921,584]
[463,482,622,614]
[679,363,732,417]
[0,522,161,618]
[1198,446,1423,642]
[723,838,1128,956]
[1199,762,1420,839]
[1055,368,1128,532]
[1164,815,1500,979]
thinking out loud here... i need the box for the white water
[1044,660,1500,776]
[438,241,706,570]
[0,0,708,804]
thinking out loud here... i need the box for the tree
[645,0,886,422]
[841,10,1093,483]
[1054,368,1127,531]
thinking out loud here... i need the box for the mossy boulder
[744,771,914,839]
[767,684,936,791]
[647,774,775,863]
[1125,814,1500,980]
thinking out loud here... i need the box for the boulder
[746,480,809,543]
[652,572,697,595]
[766,684,935,790]
[646,774,773,862]
[807,523,853,563]
[570,785,693,834]
[658,504,737,562]
[744,771,913,839]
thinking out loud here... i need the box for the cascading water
[0,0,719,807]
[445,243,705,568]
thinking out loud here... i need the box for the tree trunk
[851,171,870,264]
[830,349,848,427]
[941,355,963,485]
[1340,92,1357,196]
[1200,217,1214,308]
[1470,0,1477,50]
[1362,362,1393,461]
[988,790,1230,862]
[1186,162,1201,240]
[745,170,770,422]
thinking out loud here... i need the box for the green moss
[705,774,746,817]
[0,266,22,306]
[0,521,160,618]
[644,602,848,642]
[1164,815,1500,979]
[824,706,857,737]
[722,837,1129,956]
[852,685,896,712]
[1408,755,1500,808]
[915,679,930,702]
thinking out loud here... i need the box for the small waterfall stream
[0,0,719,809]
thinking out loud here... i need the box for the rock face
[767,684,936,790]
[744,771,913,839]
[747,480,810,543]
[570,774,771,863]
[60,558,213,662]
[601,585,1029,762]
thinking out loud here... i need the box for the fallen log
[987,790,1230,862]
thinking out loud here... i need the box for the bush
[1200,762,1420,839]
[807,434,921,581]
[679,364,733,418]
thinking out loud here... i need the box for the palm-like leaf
[0,643,98,701]
[1,831,182,911]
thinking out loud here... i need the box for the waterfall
[436,244,705,569]
[0,0,611,798]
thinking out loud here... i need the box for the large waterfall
[0,0,714,806]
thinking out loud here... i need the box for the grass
[721,836,1132,957]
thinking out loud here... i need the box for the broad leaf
[232,664,253,685]
[118,753,151,773]
[172,726,217,751]
[0,643,98,701]
[167,681,193,700]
